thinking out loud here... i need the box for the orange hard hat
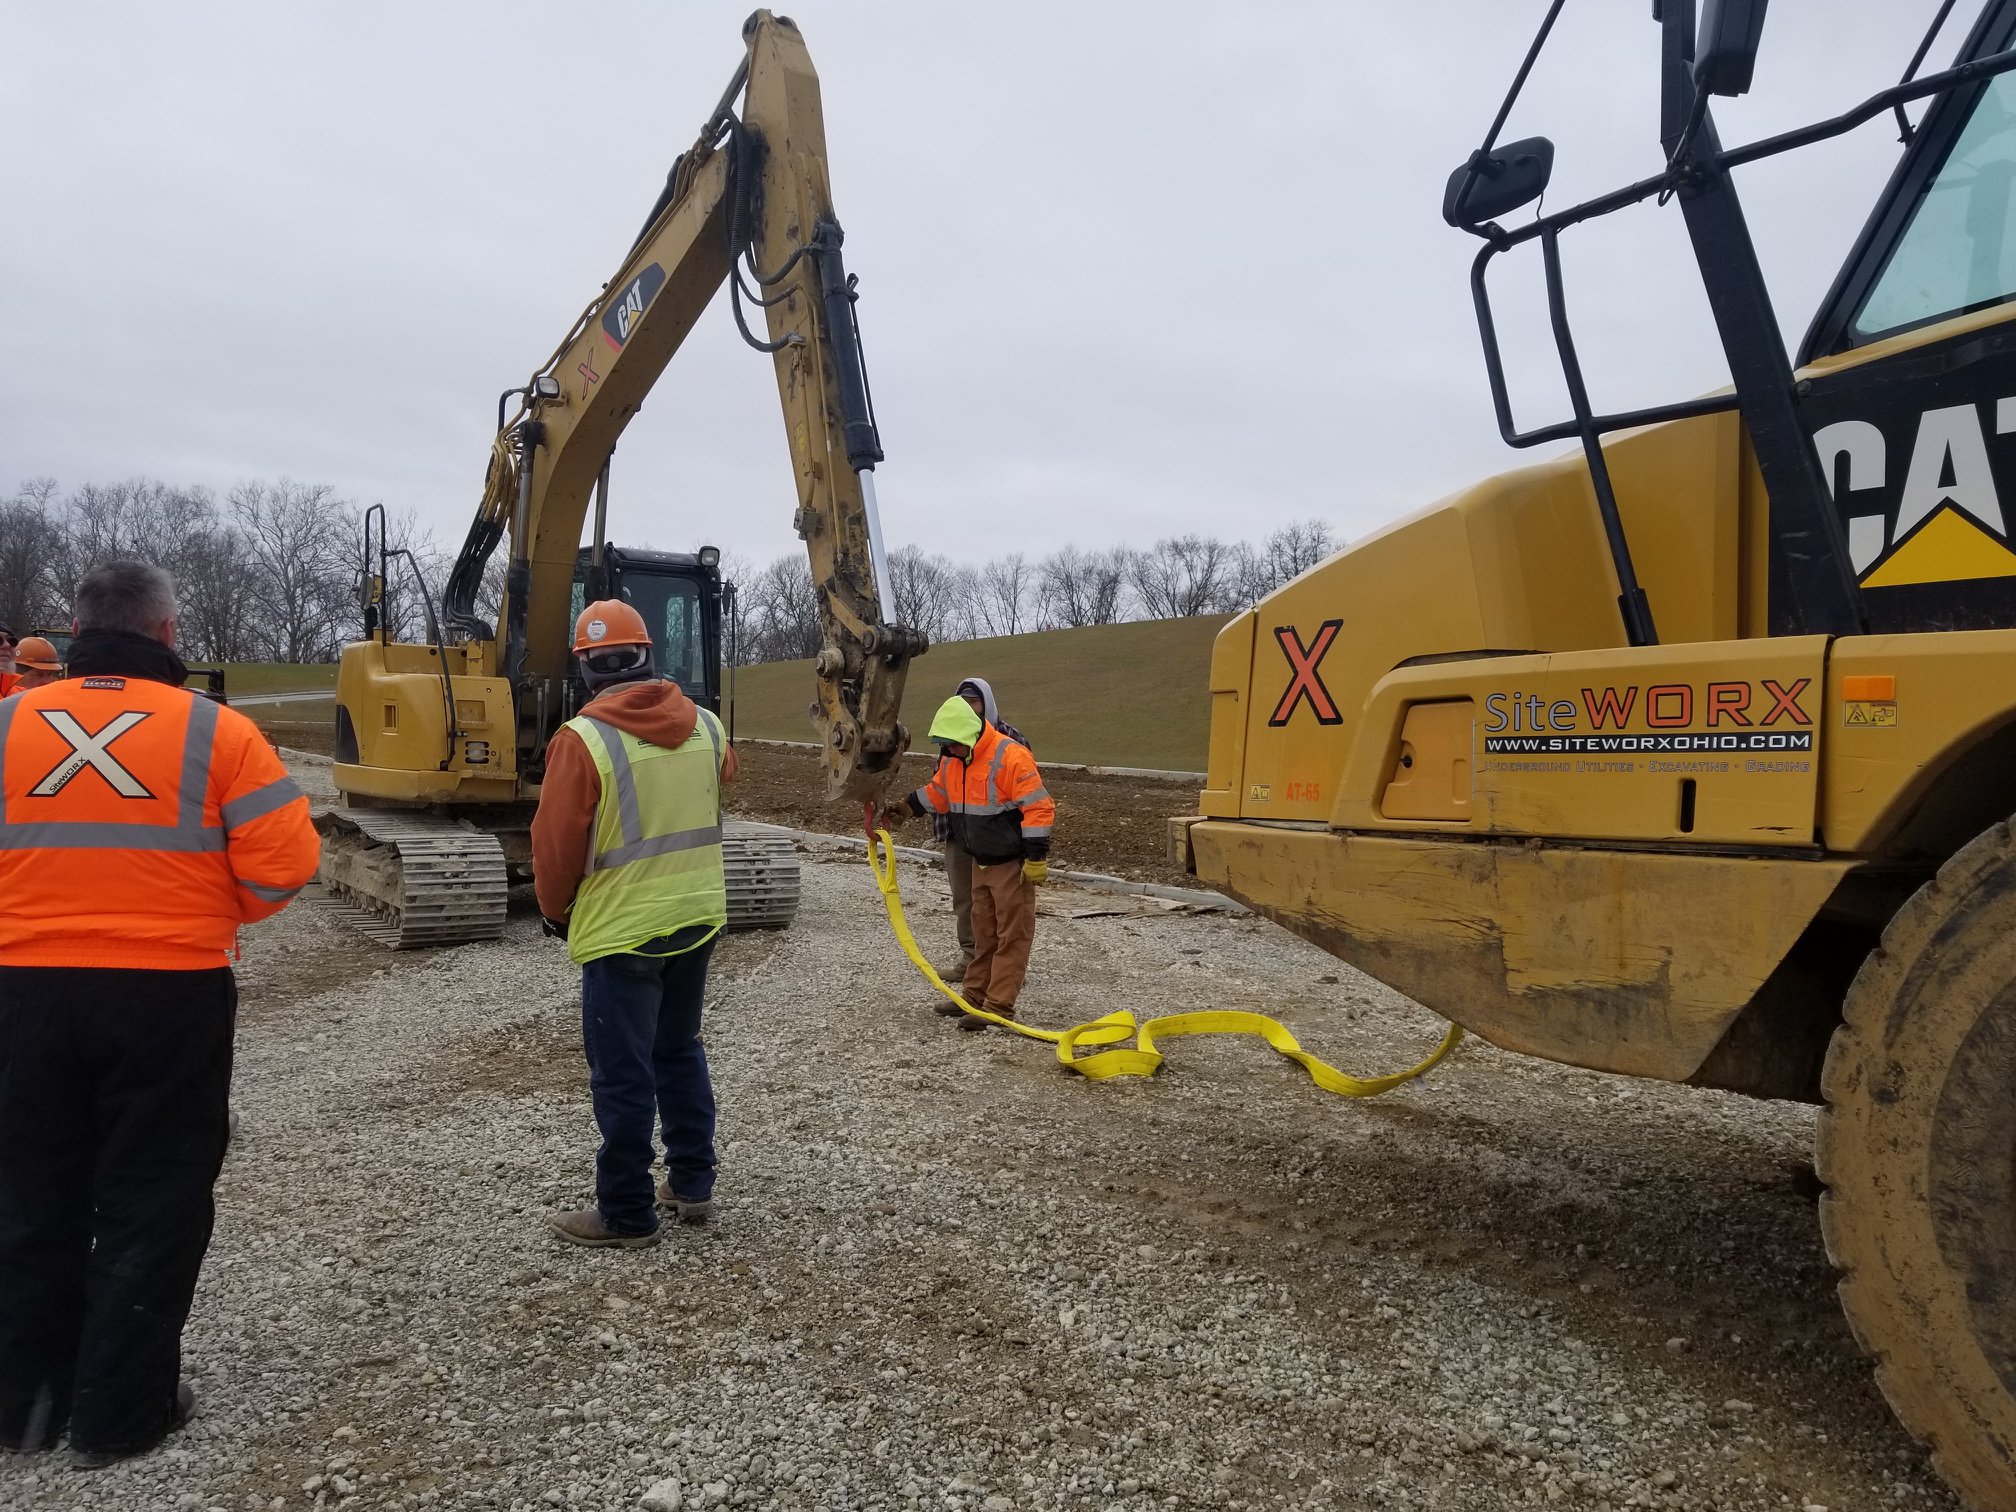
[572,599,652,653]
[13,637,60,673]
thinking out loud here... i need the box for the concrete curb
[737,737,1204,785]
[277,747,334,767]
[726,819,1247,913]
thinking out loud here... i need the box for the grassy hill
[214,662,337,694]
[726,615,1230,770]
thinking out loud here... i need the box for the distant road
[229,690,331,707]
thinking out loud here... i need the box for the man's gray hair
[74,559,179,636]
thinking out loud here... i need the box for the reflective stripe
[1018,786,1051,806]
[593,823,724,873]
[0,696,17,824]
[579,714,643,846]
[241,879,303,903]
[221,775,303,832]
[179,694,219,830]
[948,800,1014,816]
[0,689,230,855]
[696,709,723,818]
[0,821,226,853]
[1021,825,1053,839]
[984,737,1010,808]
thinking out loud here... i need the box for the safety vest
[0,673,319,969]
[916,722,1055,865]
[562,705,727,964]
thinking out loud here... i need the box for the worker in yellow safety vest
[531,599,737,1249]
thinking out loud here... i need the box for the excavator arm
[441,9,923,801]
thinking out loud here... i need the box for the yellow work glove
[1022,859,1049,886]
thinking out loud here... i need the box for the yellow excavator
[319,11,924,947]
[1175,2,2016,1505]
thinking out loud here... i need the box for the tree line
[6,476,1339,667]
[2,477,488,663]
[727,518,1338,664]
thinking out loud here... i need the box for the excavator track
[317,810,511,949]
[722,821,803,930]
[317,811,802,949]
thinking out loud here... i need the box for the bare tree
[1239,517,1339,601]
[230,479,354,662]
[175,522,264,662]
[1038,544,1133,628]
[743,551,822,663]
[1130,534,1241,618]
[887,544,972,644]
[0,479,68,631]
[974,552,1034,637]
[716,550,759,666]
[375,507,450,643]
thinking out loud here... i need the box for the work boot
[70,1382,194,1469]
[958,1002,1015,1032]
[655,1182,714,1225]
[935,953,972,984]
[934,988,983,1018]
[548,1208,659,1249]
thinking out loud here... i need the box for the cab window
[569,573,710,698]
[1854,71,2016,340]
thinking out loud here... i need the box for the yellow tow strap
[865,830,1462,1093]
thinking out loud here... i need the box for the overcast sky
[0,2,1968,575]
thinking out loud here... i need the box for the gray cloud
[0,1,1963,575]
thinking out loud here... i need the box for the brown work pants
[961,858,1036,1011]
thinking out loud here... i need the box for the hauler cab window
[1855,70,2016,340]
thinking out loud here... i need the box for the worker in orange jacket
[0,560,319,1467]
[6,636,62,694]
[882,695,1055,1027]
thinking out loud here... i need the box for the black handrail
[1465,43,2016,453]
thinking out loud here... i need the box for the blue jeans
[579,933,718,1235]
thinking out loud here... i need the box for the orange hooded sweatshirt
[531,679,738,923]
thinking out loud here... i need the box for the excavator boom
[444,9,921,801]
[323,11,914,947]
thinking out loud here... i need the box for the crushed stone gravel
[0,761,1960,1511]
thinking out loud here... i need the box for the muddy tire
[1818,818,2016,1511]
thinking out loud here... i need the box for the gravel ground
[0,760,1959,1512]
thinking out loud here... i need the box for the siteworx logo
[1269,621,1343,727]
[1481,678,1815,755]
[28,710,154,798]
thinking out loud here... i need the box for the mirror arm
[1451,0,1567,238]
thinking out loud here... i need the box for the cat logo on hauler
[28,709,154,799]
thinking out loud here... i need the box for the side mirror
[1442,137,1556,229]
[1694,0,1768,97]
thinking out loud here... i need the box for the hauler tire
[1818,816,2016,1511]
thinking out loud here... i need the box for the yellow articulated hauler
[320,12,924,948]
[1173,5,2016,1506]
